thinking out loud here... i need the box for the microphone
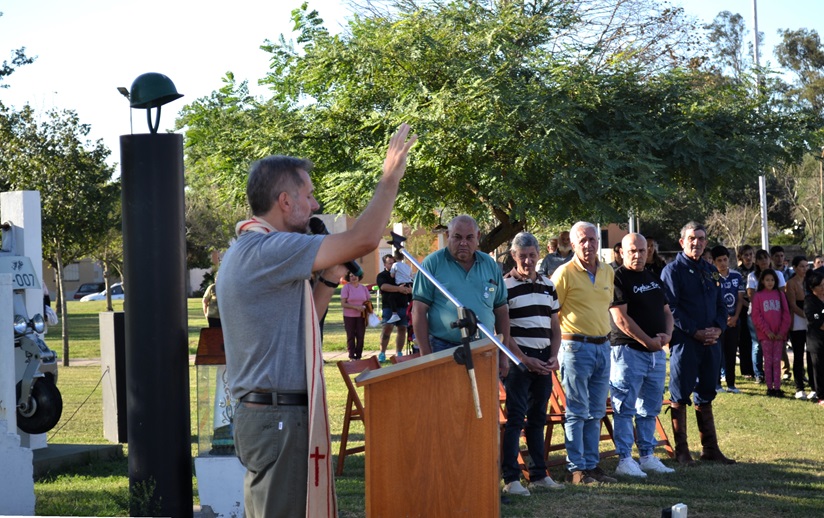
[308,217,364,278]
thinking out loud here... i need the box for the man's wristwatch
[317,276,338,288]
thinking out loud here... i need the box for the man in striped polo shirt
[501,232,564,496]
[551,221,616,485]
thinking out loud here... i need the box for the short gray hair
[247,155,313,216]
[680,221,706,240]
[511,232,539,251]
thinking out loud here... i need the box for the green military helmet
[129,72,183,109]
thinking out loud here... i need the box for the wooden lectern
[356,339,500,518]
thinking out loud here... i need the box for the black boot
[695,403,736,464]
[669,402,696,466]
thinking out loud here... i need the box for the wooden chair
[544,370,617,467]
[389,351,421,364]
[336,357,381,475]
[652,400,675,458]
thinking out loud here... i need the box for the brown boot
[695,403,736,464]
[669,402,696,466]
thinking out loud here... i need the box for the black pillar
[121,133,192,518]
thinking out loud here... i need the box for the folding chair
[336,357,381,475]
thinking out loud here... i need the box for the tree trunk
[56,243,71,367]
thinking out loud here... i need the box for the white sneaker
[503,480,530,496]
[639,455,675,474]
[528,476,564,490]
[386,313,401,324]
[726,387,741,394]
[795,390,808,400]
[615,457,647,478]
[808,391,818,401]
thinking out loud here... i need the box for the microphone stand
[387,232,525,419]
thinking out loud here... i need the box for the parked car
[73,282,106,300]
[80,282,124,302]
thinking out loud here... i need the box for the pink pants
[761,339,785,390]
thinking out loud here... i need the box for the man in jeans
[609,233,675,478]
[501,232,564,495]
[551,221,616,485]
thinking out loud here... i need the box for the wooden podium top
[355,338,497,387]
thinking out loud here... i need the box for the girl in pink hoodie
[751,269,792,396]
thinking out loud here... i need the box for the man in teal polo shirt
[412,215,510,356]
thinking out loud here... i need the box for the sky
[1,0,823,169]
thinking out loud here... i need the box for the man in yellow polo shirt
[551,221,615,485]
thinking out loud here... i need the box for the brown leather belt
[561,333,608,344]
[240,392,308,406]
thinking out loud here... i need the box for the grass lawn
[34,297,824,517]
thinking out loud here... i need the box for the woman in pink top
[340,272,371,360]
[751,269,792,396]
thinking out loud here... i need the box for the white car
[80,282,124,302]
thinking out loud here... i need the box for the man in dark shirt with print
[609,233,675,478]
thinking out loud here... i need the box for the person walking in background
[341,271,371,360]
[202,277,221,328]
[751,269,791,397]
[736,245,756,379]
[711,245,743,393]
[785,256,814,400]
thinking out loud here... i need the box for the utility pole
[753,0,770,251]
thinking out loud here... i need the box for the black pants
[720,324,740,388]
[738,313,754,376]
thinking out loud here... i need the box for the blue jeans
[559,339,611,472]
[668,328,721,405]
[609,346,667,458]
[749,315,764,379]
[429,335,462,353]
[502,348,553,483]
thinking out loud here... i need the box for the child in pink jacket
[751,269,791,396]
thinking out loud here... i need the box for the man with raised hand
[219,125,416,518]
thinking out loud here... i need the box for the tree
[179,0,818,252]
[0,11,35,87]
[775,28,824,114]
[704,11,749,81]
[0,104,119,365]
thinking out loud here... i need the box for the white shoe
[386,314,401,324]
[726,387,741,394]
[615,457,647,478]
[808,391,818,401]
[795,390,807,400]
[503,480,530,496]
[639,455,675,474]
[529,476,564,490]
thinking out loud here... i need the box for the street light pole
[752,0,770,251]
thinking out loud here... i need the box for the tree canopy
[178,0,821,252]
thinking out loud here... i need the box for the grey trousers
[234,403,308,518]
